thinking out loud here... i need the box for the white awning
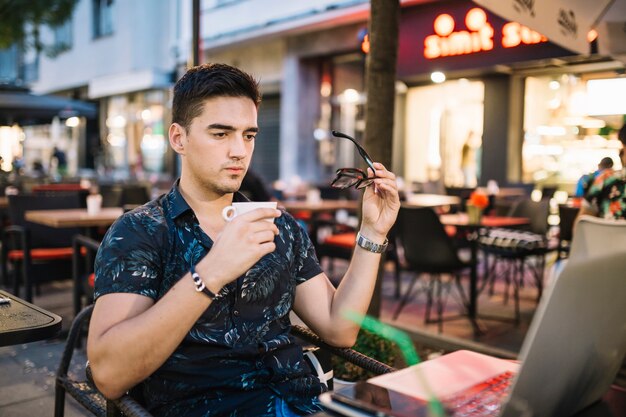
[472,0,616,55]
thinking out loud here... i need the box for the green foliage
[0,0,78,54]
[332,328,398,382]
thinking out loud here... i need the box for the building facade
[5,0,625,194]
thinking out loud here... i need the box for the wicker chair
[55,305,396,417]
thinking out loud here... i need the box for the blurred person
[87,63,400,417]
[31,159,46,178]
[574,156,614,198]
[460,130,481,188]
[51,146,68,176]
[239,167,273,201]
[579,129,626,220]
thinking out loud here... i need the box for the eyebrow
[207,124,259,133]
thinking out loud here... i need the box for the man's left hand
[360,162,401,241]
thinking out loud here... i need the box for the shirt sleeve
[93,210,165,301]
[284,213,323,284]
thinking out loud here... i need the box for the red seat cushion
[444,225,457,237]
[322,232,356,249]
[292,210,312,221]
[8,247,74,261]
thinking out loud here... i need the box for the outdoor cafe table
[0,289,62,346]
[403,193,461,208]
[24,207,124,230]
[280,199,358,213]
[439,214,530,335]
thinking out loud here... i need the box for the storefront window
[522,74,624,191]
[404,79,484,188]
[103,90,170,179]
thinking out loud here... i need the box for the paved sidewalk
[0,338,90,417]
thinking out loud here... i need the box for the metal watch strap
[356,232,388,253]
[190,264,217,300]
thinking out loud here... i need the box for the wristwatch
[356,232,388,254]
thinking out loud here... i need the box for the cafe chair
[477,198,553,322]
[56,306,396,417]
[317,226,402,297]
[392,207,473,333]
[569,215,626,261]
[55,304,153,417]
[556,205,579,259]
[72,234,101,317]
[2,193,83,302]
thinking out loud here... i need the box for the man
[87,63,400,417]
[579,130,626,219]
[574,156,614,198]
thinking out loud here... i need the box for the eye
[244,133,256,141]
[212,131,228,138]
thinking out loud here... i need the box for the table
[0,290,62,346]
[24,207,124,229]
[439,214,530,334]
[281,200,359,250]
[403,193,461,208]
[280,200,358,213]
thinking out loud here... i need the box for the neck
[179,175,233,219]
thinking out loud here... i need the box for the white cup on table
[86,194,103,215]
[222,201,278,223]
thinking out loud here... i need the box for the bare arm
[293,163,400,346]
[87,208,280,399]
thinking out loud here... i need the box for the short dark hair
[172,63,261,130]
[599,157,614,169]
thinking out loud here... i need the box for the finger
[255,230,278,243]
[238,208,282,222]
[244,220,279,235]
[373,165,396,180]
[258,241,276,255]
[374,177,398,191]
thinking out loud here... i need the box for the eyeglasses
[330,130,377,189]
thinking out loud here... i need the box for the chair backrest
[396,207,463,272]
[569,215,626,261]
[557,205,579,242]
[7,193,82,248]
[98,184,123,207]
[120,184,151,206]
[507,198,550,235]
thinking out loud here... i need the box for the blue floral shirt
[94,182,326,416]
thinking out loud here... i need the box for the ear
[169,123,186,155]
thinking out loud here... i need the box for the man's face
[178,96,258,197]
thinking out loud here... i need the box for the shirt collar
[166,179,250,220]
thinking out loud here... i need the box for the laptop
[320,251,626,417]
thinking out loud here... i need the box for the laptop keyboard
[442,371,515,417]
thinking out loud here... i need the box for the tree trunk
[364,0,400,317]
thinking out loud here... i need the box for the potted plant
[332,328,399,383]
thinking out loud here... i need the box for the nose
[228,134,248,159]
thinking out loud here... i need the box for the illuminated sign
[424,7,546,59]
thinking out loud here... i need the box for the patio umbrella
[0,85,97,125]
[471,0,618,56]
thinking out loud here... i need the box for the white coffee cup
[86,194,103,215]
[222,201,278,222]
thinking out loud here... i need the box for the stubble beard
[200,174,242,196]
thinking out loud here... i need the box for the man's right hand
[198,208,281,291]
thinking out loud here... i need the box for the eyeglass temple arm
[331,130,376,174]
